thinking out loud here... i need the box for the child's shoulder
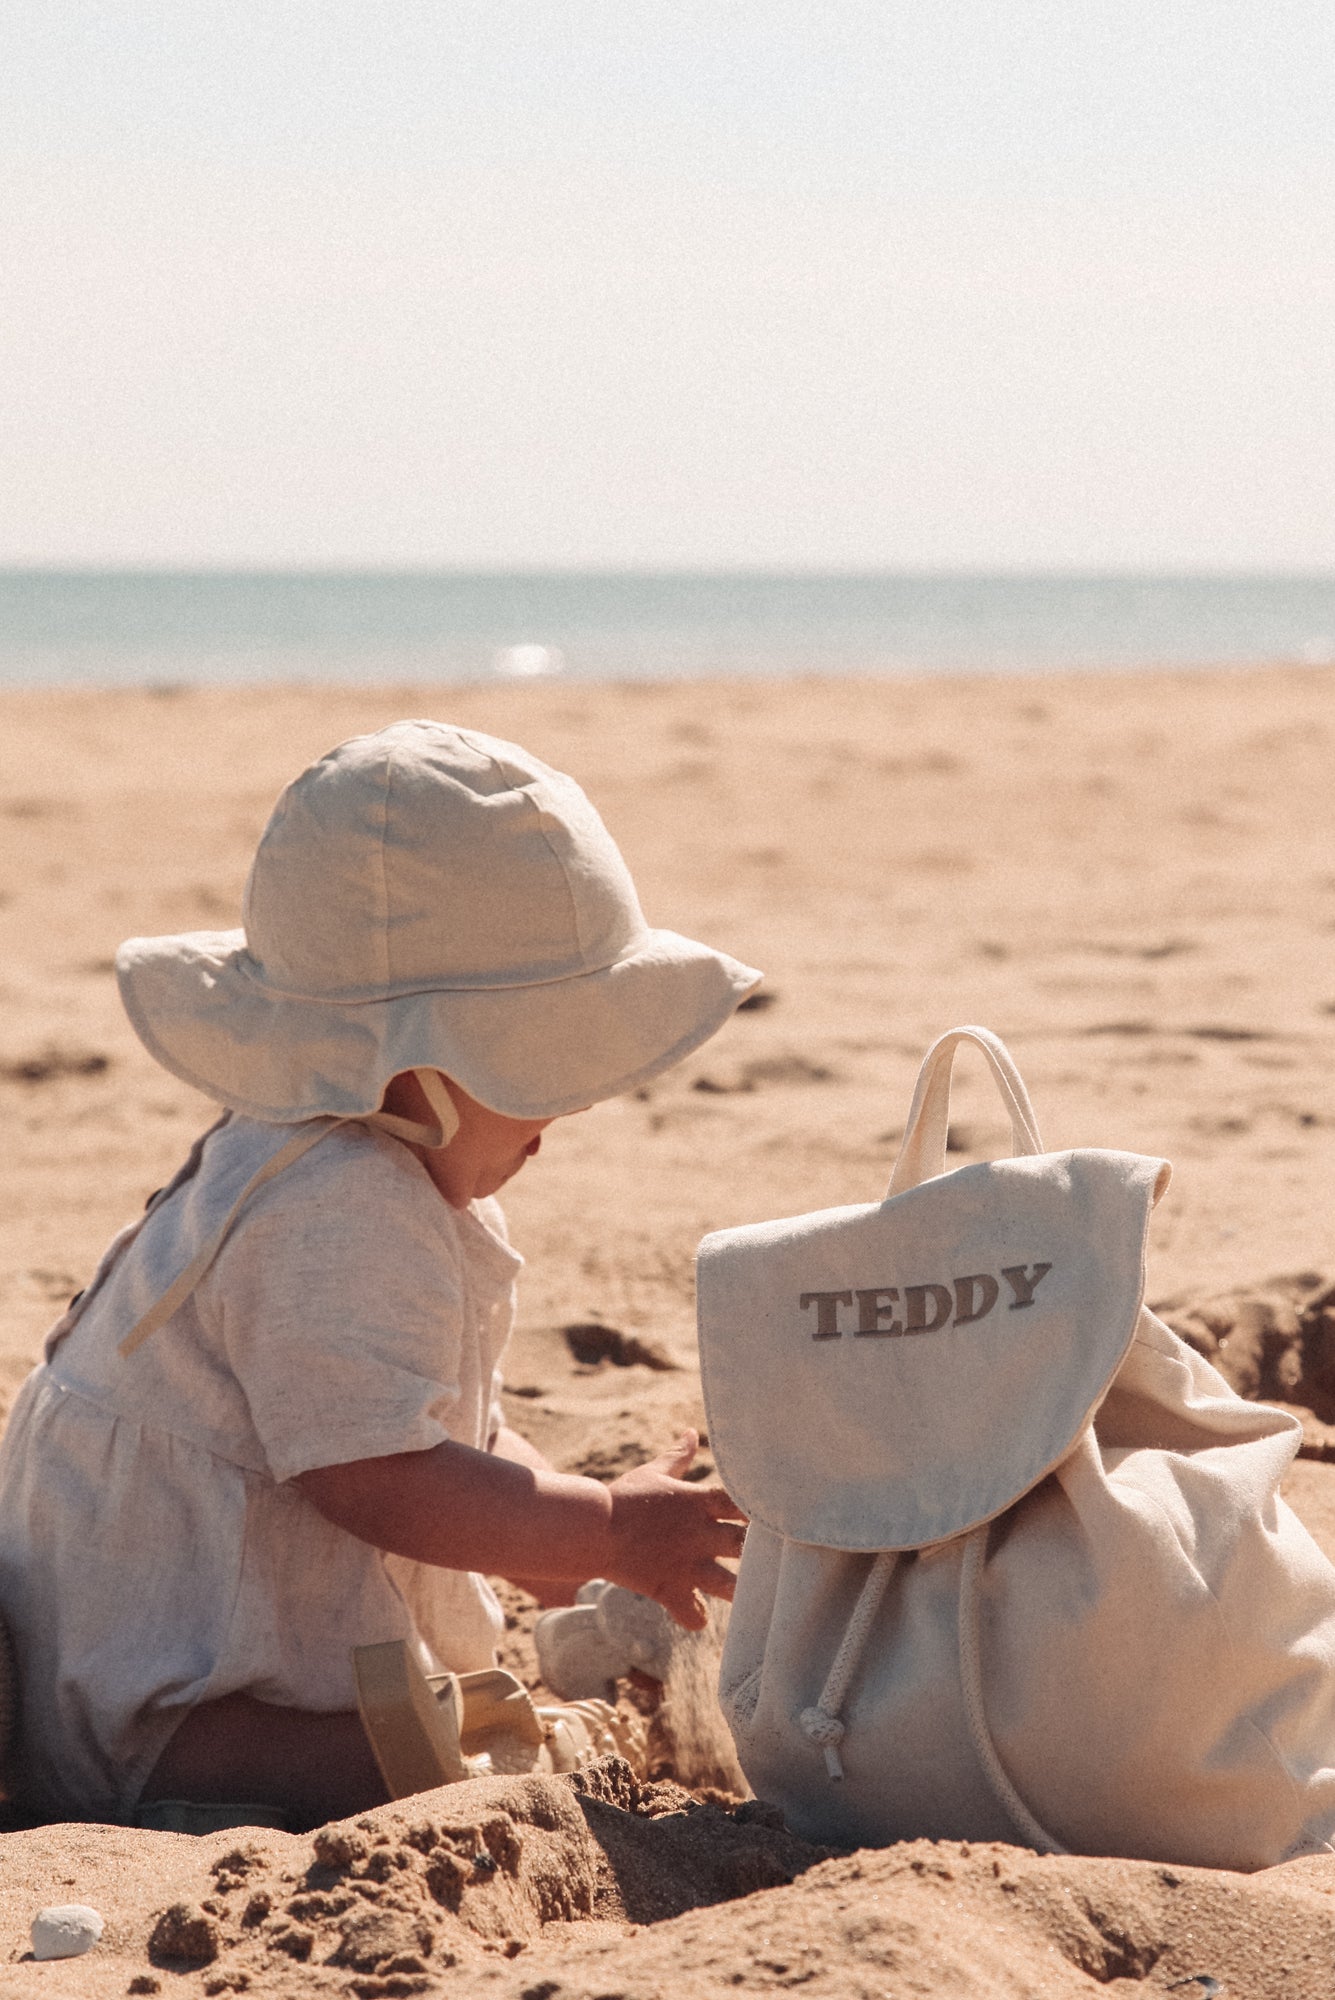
[210,1115,460,1246]
[154,1116,522,1306]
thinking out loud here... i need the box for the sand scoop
[352,1640,646,1801]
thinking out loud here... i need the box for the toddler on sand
[0,721,757,1828]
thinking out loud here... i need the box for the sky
[3,2,1334,570]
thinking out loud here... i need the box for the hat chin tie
[411,1066,463,1150]
[361,1067,462,1152]
[116,1069,462,1361]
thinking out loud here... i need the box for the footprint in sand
[0,1046,111,1083]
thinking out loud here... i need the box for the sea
[1,570,1334,688]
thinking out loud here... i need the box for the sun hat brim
[115,927,763,1124]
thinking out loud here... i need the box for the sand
[2,665,1335,1996]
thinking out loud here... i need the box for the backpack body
[697,1028,1335,1869]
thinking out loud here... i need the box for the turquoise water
[1,571,1333,686]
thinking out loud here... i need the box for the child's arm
[294,1429,744,1630]
[486,1425,581,1603]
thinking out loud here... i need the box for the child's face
[384,1070,578,1208]
[436,1081,558,1207]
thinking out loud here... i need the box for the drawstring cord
[795,1530,1066,1852]
[957,1528,1066,1854]
[117,1069,461,1359]
[798,1551,898,1779]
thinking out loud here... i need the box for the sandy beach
[3,665,1335,1997]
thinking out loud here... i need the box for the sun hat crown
[242,721,649,1002]
[115,719,761,1123]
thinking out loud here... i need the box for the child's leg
[140,1693,388,1829]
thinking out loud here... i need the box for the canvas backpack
[696,1026,1335,1869]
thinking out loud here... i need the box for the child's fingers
[696,1559,739,1603]
[645,1544,742,1629]
[645,1429,700,1481]
[697,1515,746,1561]
[701,1483,747,1523]
[658,1582,709,1631]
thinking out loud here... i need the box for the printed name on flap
[799,1262,1053,1340]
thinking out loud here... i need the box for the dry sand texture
[2,666,1335,1996]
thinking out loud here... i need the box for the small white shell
[31,1903,105,1960]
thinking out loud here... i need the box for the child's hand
[602,1429,747,1630]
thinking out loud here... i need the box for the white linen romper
[0,1114,521,1823]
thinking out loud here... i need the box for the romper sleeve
[205,1127,477,1483]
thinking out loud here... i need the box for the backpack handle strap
[886,1027,1044,1199]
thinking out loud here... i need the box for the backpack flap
[698,1145,1169,1552]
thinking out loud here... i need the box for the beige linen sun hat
[115,720,761,1123]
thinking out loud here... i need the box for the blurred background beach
[4,6,1332,687]
[3,570,1335,687]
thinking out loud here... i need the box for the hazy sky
[5,3,1334,569]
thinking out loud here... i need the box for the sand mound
[8,1764,1335,1998]
[1158,1271,1335,1454]
[0,1763,823,1998]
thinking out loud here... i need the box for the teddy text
[799,1262,1053,1340]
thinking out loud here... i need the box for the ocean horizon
[2,568,1334,688]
